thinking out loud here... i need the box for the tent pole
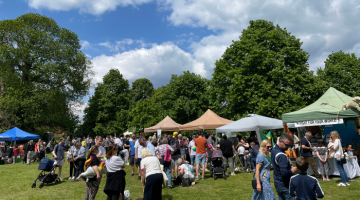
[255,129,262,144]
[297,128,301,138]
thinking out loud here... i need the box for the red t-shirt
[195,137,207,154]
[13,148,19,156]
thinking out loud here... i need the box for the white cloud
[80,40,91,50]
[99,39,147,52]
[91,42,205,87]
[27,0,152,15]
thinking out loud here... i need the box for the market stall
[144,116,181,132]
[282,87,360,179]
[0,127,40,143]
[179,109,233,131]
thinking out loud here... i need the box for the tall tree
[317,51,360,97]
[131,78,154,102]
[93,69,130,135]
[209,20,322,120]
[0,13,92,133]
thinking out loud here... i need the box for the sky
[1,0,360,119]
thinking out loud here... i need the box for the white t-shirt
[115,138,120,145]
[180,164,194,179]
[237,146,245,155]
[135,140,143,159]
[140,156,162,178]
[97,146,106,156]
[106,156,124,173]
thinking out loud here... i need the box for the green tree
[93,69,130,135]
[0,13,92,133]
[317,51,360,97]
[209,20,322,120]
[131,78,154,102]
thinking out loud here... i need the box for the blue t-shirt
[130,139,138,156]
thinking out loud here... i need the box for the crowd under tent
[179,109,233,131]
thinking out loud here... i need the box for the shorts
[180,150,186,156]
[171,154,180,166]
[54,159,65,167]
[129,155,135,165]
[196,154,206,166]
[136,158,142,166]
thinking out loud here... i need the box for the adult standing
[122,135,130,165]
[188,134,197,166]
[219,135,236,176]
[195,132,207,181]
[315,140,330,182]
[37,140,45,161]
[179,134,188,161]
[271,134,297,200]
[250,142,260,171]
[252,140,276,200]
[331,131,350,186]
[35,139,41,162]
[170,132,181,180]
[104,136,110,153]
[129,134,138,177]
[53,137,66,181]
[86,136,90,152]
[84,146,101,200]
[23,141,29,164]
[135,133,146,180]
[140,148,163,200]
[73,142,85,182]
[157,138,175,189]
[104,144,126,200]
[301,132,321,178]
[26,140,35,165]
[207,132,216,171]
[69,141,80,180]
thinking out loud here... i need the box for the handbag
[158,160,168,186]
[251,169,268,190]
[164,145,172,162]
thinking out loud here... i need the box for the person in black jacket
[220,135,236,176]
[170,132,180,180]
[26,140,35,165]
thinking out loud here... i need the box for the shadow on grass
[162,194,173,200]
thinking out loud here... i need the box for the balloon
[192,146,196,151]
[19,145,24,150]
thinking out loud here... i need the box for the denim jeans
[190,155,196,166]
[86,143,90,152]
[276,186,294,200]
[196,154,206,166]
[163,161,172,187]
[335,159,349,183]
[208,154,212,171]
[251,157,257,169]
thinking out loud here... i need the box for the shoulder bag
[164,145,172,162]
[251,169,268,190]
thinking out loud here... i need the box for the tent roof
[282,87,360,123]
[144,116,181,132]
[0,127,40,141]
[216,114,286,133]
[179,109,233,131]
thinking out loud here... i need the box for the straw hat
[347,145,354,151]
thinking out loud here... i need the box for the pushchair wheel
[31,183,36,188]
[39,183,44,189]
[213,174,217,180]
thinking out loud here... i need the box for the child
[244,150,251,173]
[66,150,71,164]
[13,145,19,164]
[290,157,324,200]
[237,142,245,171]
[7,145,13,164]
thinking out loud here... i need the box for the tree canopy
[209,20,322,120]
[131,78,154,102]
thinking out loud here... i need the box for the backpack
[170,139,180,154]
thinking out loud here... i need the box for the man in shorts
[195,132,207,180]
[129,133,138,177]
[135,133,146,180]
[52,137,66,181]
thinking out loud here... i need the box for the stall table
[307,156,360,179]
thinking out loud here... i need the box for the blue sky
[1,0,360,118]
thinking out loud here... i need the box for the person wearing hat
[170,132,181,180]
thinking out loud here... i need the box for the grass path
[0,153,359,200]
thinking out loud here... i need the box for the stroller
[210,150,226,180]
[32,158,60,189]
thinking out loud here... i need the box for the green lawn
[0,153,359,200]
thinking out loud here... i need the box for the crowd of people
[0,129,352,200]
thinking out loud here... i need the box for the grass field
[0,153,359,200]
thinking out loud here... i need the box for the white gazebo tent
[216,114,294,144]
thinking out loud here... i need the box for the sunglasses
[282,140,291,148]
[266,146,272,149]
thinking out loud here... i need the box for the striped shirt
[156,144,174,156]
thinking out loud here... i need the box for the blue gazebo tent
[0,127,39,142]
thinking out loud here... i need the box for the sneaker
[205,169,209,172]
[69,177,72,180]
[191,182,195,186]
[130,173,134,177]
[59,178,63,181]
[225,172,229,176]
[168,186,174,189]
[345,182,350,186]
[337,182,346,186]
[231,172,236,176]
[195,177,199,181]
[72,176,75,179]
[138,176,141,180]
[201,177,205,180]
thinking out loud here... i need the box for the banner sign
[0,141,4,147]
[157,129,162,139]
[294,118,343,127]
